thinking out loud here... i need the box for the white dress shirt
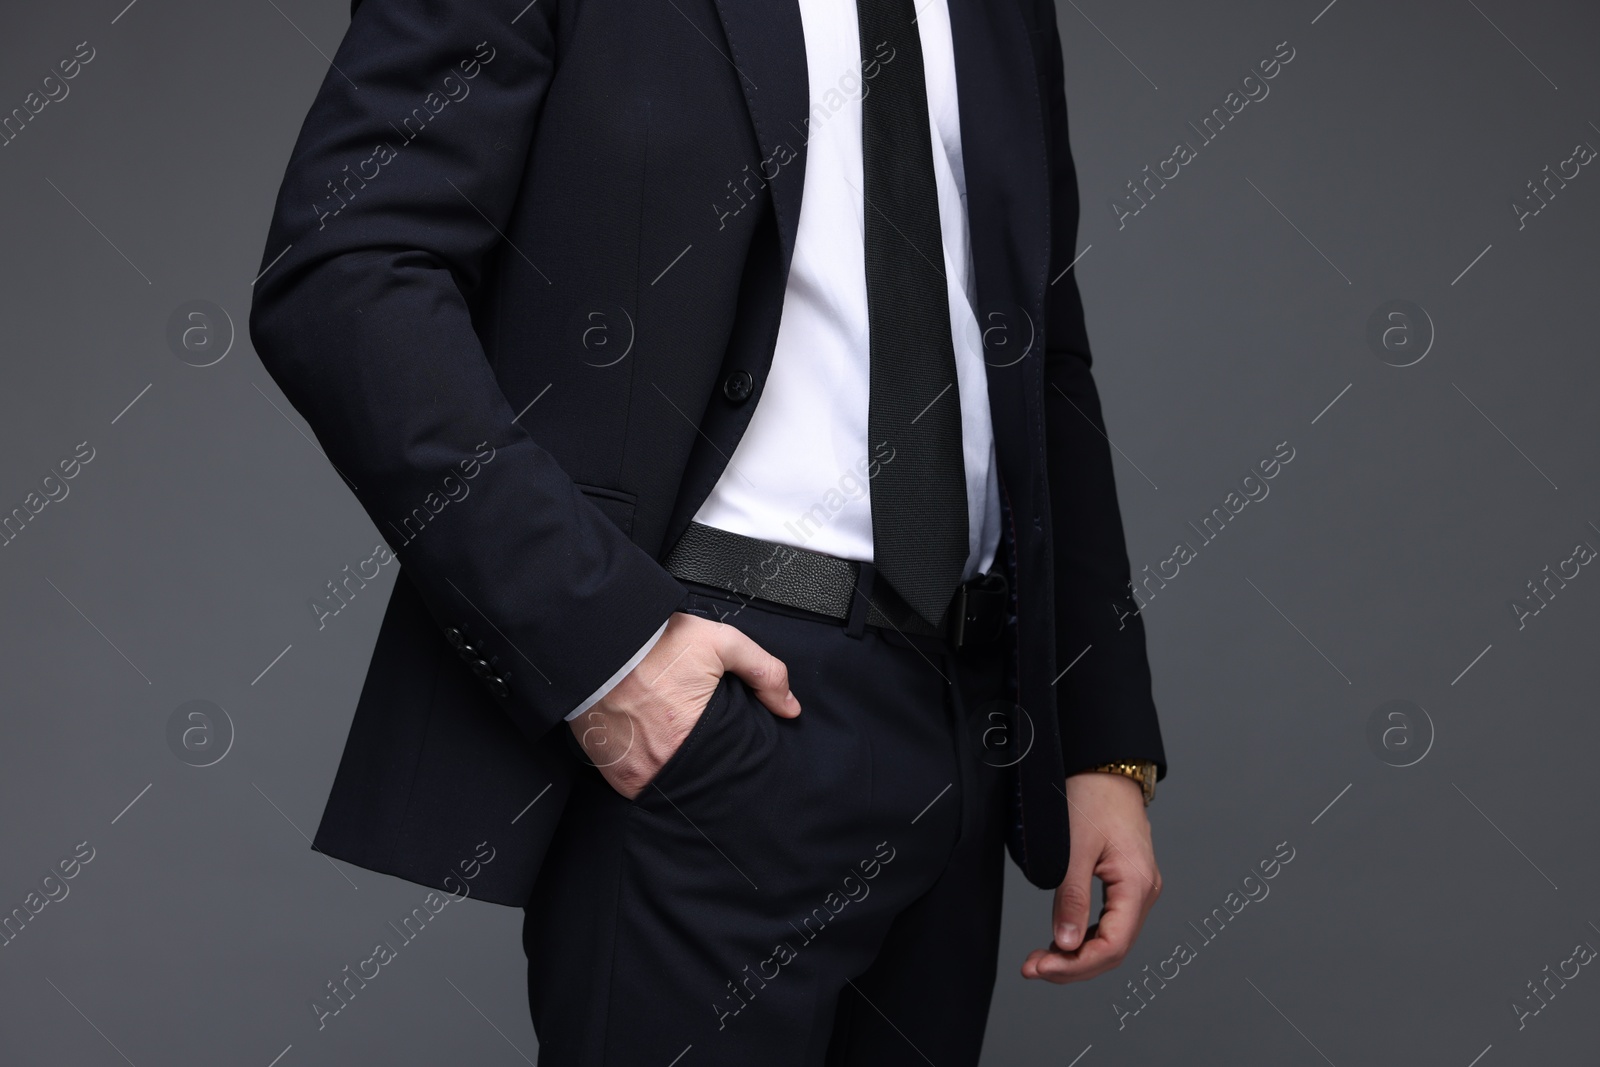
[568,0,999,719]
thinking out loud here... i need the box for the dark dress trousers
[248,0,1166,908]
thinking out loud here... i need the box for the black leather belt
[662,522,1008,648]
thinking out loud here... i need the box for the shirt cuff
[563,619,670,720]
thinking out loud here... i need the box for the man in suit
[251,0,1166,1061]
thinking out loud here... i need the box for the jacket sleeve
[248,0,684,744]
[1034,0,1167,779]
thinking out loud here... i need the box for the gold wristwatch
[1087,760,1157,805]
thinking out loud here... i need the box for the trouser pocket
[630,670,776,815]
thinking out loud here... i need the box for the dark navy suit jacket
[249,0,1165,906]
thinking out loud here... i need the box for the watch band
[1086,760,1157,805]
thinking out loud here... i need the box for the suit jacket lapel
[707,0,812,275]
[706,0,1047,320]
[948,0,1049,364]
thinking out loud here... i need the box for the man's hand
[568,611,800,799]
[1022,771,1161,983]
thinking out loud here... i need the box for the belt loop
[844,561,874,639]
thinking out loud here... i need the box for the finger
[711,624,800,717]
[1053,829,1099,951]
[1092,857,1156,950]
[1028,864,1151,983]
[1022,922,1123,984]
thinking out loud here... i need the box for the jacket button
[444,627,466,650]
[486,676,509,699]
[722,370,755,404]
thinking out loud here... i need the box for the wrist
[1076,759,1157,805]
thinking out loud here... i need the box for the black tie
[857,0,970,629]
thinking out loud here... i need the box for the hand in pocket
[568,612,800,799]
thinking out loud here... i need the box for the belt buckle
[945,583,970,648]
[945,572,1008,648]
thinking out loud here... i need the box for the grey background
[2,0,1596,1063]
